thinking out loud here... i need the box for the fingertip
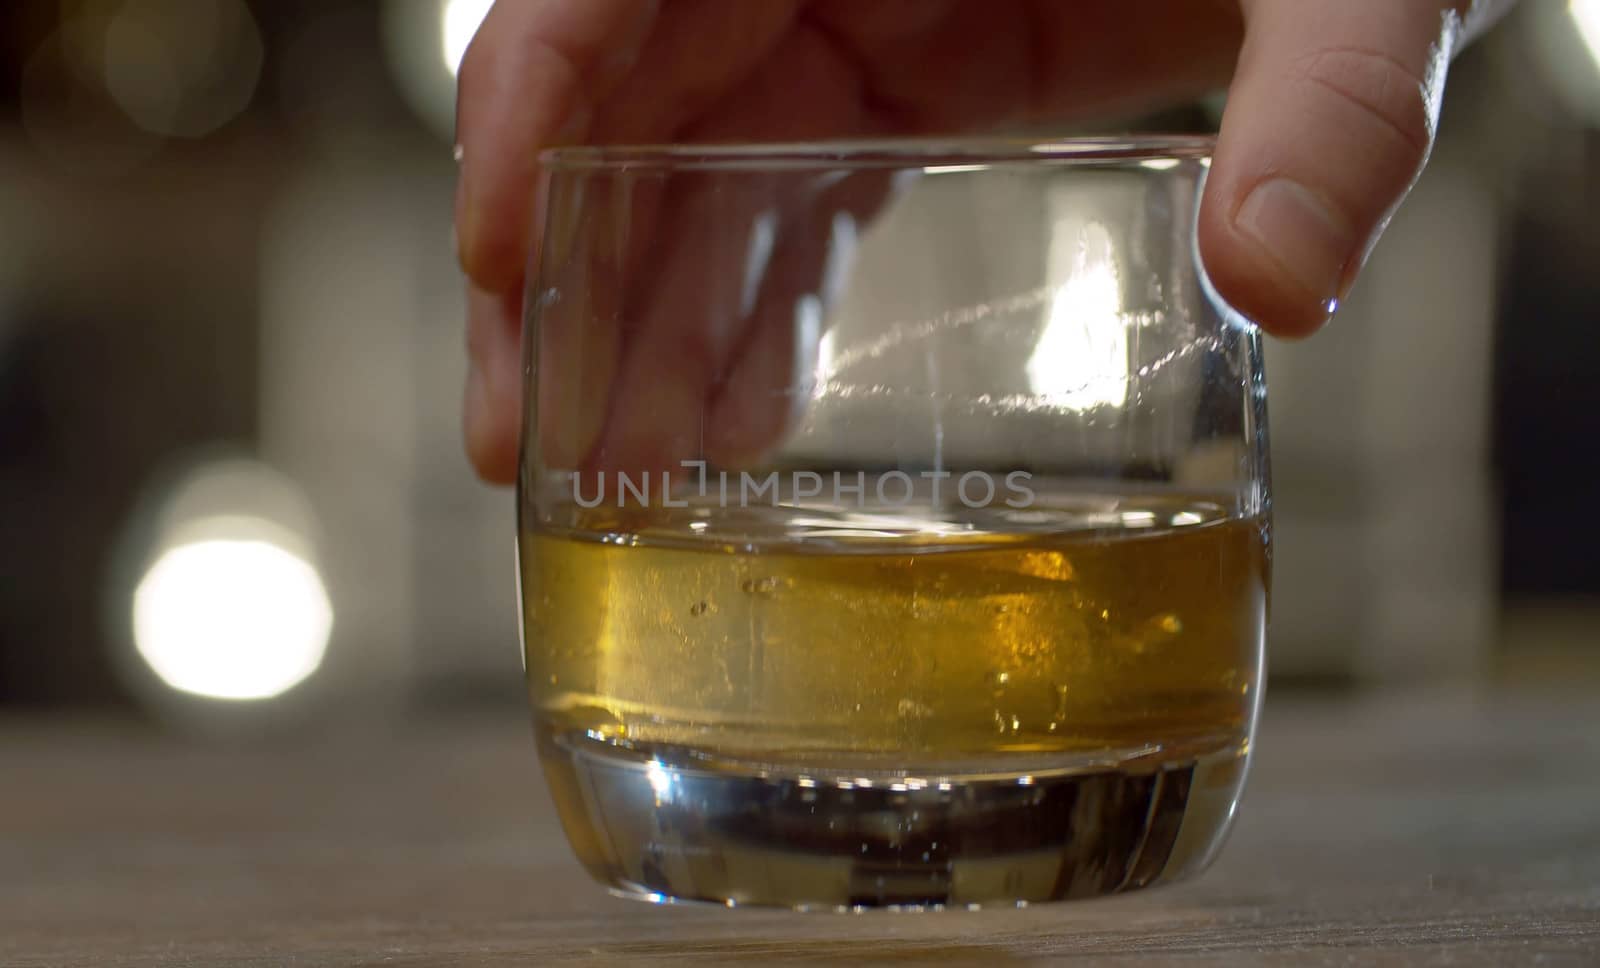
[1198,189,1339,339]
[463,366,521,486]
[463,283,525,485]
[462,360,507,485]
[457,206,529,295]
[453,133,536,294]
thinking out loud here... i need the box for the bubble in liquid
[1017,550,1073,582]
[741,576,780,596]
[897,697,934,719]
[689,601,709,617]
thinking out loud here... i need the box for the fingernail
[1237,178,1356,309]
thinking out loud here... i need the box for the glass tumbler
[517,138,1270,909]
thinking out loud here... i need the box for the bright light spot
[1122,511,1157,528]
[133,533,331,700]
[820,210,858,305]
[1139,158,1181,171]
[740,210,779,316]
[923,164,989,174]
[646,759,673,797]
[814,328,837,389]
[1028,222,1128,410]
[1172,510,1205,527]
[1575,0,1600,71]
[795,294,824,392]
[442,0,493,76]
[1017,775,1035,786]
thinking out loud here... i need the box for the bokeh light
[133,523,333,701]
[21,20,164,177]
[1573,0,1600,72]
[1529,0,1600,126]
[122,458,332,704]
[442,0,493,77]
[101,0,264,138]
[20,0,262,175]
[382,0,483,140]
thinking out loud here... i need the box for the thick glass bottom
[536,727,1249,910]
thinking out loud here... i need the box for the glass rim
[537,134,1216,171]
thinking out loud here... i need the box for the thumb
[1199,0,1468,337]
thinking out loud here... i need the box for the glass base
[536,727,1248,910]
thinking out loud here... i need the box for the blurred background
[0,0,1595,732]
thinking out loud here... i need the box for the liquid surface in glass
[525,493,1264,763]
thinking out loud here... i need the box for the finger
[1026,0,1243,123]
[533,172,631,473]
[1199,0,1467,337]
[455,0,659,293]
[809,0,1241,133]
[703,171,894,467]
[805,0,1001,130]
[463,283,525,484]
[575,21,883,479]
[587,0,802,143]
[575,169,777,481]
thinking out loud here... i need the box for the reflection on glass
[1029,221,1128,411]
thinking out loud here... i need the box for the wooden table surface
[3,691,1598,966]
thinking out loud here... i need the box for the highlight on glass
[517,138,1270,909]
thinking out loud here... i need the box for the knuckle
[1291,46,1435,168]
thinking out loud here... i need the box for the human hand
[456,0,1513,483]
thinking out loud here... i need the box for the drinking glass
[517,137,1270,909]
